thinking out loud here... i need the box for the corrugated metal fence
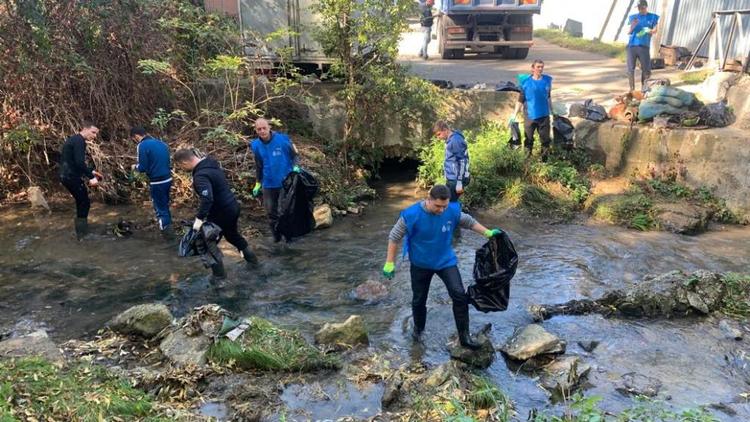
[601,0,750,60]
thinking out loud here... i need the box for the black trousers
[208,205,248,252]
[523,115,551,156]
[263,187,281,235]
[410,264,469,332]
[627,45,651,90]
[446,177,470,203]
[61,177,90,218]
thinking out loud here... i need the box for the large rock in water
[530,270,728,320]
[448,323,495,369]
[109,304,173,338]
[314,315,369,350]
[501,324,566,361]
[654,202,711,235]
[313,204,334,229]
[0,330,63,365]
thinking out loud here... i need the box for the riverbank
[2,173,750,420]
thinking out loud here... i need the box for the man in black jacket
[59,122,103,240]
[174,149,258,278]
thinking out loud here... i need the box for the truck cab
[433,0,542,59]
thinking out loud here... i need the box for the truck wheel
[451,48,465,59]
[504,48,529,60]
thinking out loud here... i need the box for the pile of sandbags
[638,86,700,122]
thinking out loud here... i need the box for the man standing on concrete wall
[627,0,659,92]
[510,59,553,161]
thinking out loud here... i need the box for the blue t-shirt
[628,13,659,47]
[401,201,461,270]
[250,132,295,189]
[520,74,552,121]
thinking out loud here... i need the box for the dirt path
[399,31,678,103]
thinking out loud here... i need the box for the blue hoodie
[136,136,172,183]
[444,131,470,182]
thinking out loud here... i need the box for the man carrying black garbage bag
[174,149,259,279]
[381,184,503,350]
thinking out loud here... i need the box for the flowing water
[1,172,750,421]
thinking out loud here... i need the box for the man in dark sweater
[130,126,174,240]
[59,122,103,240]
[174,149,259,278]
[419,0,435,60]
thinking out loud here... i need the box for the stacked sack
[638,86,700,121]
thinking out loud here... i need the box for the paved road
[398,27,674,104]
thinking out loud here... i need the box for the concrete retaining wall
[577,120,750,217]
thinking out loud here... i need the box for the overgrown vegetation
[720,272,750,319]
[534,29,627,61]
[531,394,719,422]
[314,0,445,168]
[207,317,340,372]
[410,374,514,421]
[0,357,172,421]
[589,176,741,231]
[417,122,589,217]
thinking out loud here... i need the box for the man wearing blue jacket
[382,185,502,350]
[627,0,659,92]
[433,120,469,203]
[249,118,299,242]
[130,127,174,240]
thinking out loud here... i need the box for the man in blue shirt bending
[381,184,503,350]
[130,127,174,240]
[627,0,659,92]
[249,118,299,243]
[510,59,553,160]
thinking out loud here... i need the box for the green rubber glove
[292,165,301,173]
[252,182,262,198]
[484,228,503,238]
[382,262,395,279]
[507,115,516,126]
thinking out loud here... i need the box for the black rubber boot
[74,217,88,241]
[412,305,426,342]
[241,247,259,267]
[454,305,481,350]
[210,261,226,280]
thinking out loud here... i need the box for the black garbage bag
[699,101,735,127]
[552,115,575,148]
[275,169,319,241]
[178,222,223,267]
[508,121,522,147]
[468,231,518,313]
[570,99,608,122]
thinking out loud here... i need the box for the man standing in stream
[59,121,103,240]
[382,184,503,350]
[249,118,300,243]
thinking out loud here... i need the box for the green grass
[207,317,340,372]
[679,69,713,85]
[534,29,627,61]
[721,273,750,319]
[417,121,586,217]
[591,192,656,231]
[0,357,171,421]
